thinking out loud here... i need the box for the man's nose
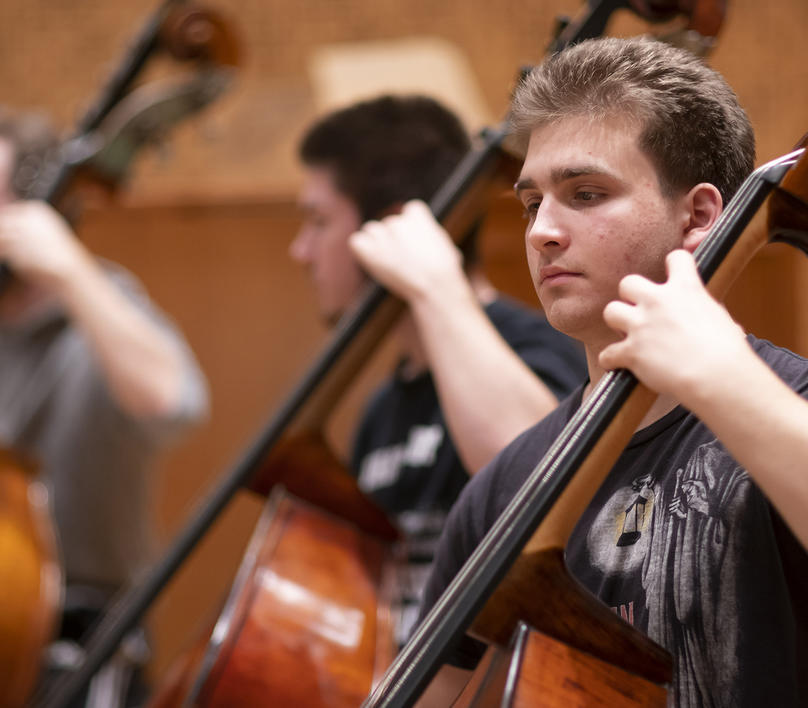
[289,229,312,263]
[526,201,569,252]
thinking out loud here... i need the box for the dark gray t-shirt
[0,262,208,589]
[421,336,808,707]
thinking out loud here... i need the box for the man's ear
[681,183,723,253]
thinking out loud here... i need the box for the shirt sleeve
[100,260,210,446]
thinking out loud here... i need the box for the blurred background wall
[2,0,807,686]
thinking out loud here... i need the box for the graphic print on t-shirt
[357,423,444,492]
[583,440,751,707]
[357,423,447,646]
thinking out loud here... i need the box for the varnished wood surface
[472,549,672,687]
[0,451,62,708]
[192,491,396,707]
[454,623,667,708]
[508,624,667,707]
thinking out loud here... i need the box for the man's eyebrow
[514,164,615,196]
[551,165,611,182]
[514,176,536,196]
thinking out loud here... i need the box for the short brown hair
[510,37,755,205]
[300,95,470,222]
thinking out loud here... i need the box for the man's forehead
[515,117,643,189]
[526,114,641,151]
[301,163,338,189]
[299,166,345,203]
[298,166,361,222]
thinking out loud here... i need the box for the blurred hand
[348,199,467,303]
[0,200,88,293]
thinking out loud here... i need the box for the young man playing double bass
[416,37,808,707]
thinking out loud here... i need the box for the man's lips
[539,266,581,284]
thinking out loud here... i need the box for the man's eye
[521,201,540,219]
[575,191,599,202]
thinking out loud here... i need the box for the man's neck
[395,314,427,379]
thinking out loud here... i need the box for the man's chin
[542,306,592,341]
[319,292,363,327]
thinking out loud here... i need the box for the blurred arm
[0,199,202,420]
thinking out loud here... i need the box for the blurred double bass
[0,2,239,706]
[0,452,61,708]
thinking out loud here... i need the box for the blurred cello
[0,2,239,706]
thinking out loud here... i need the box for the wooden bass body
[151,488,397,707]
